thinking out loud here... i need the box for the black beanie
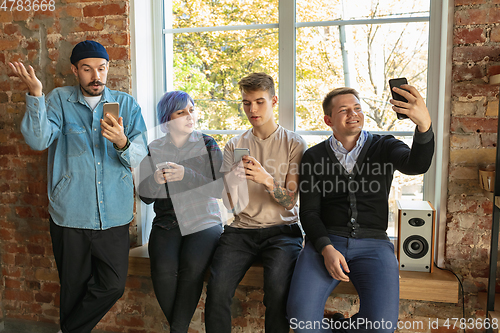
[70,40,109,65]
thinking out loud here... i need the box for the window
[132,0,452,263]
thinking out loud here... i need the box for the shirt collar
[67,85,115,105]
[330,130,368,154]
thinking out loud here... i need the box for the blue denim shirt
[20,86,148,230]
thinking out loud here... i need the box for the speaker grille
[403,235,429,259]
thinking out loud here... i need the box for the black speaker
[397,201,435,273]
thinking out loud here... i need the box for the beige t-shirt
[221,125,307,229]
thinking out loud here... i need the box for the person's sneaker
[330,312,345,321]
[325,312,345,321]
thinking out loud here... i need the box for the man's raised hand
[8,62,43,97]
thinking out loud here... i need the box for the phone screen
[103,102,120,126]
[389,78,409,120]
[233,148,250,163]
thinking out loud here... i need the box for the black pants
[148,223,222,333]
[49,217,130,333]
[206,224,303,333]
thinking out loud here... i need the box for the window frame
[131,0,453,265]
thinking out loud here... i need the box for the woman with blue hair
[137,91,224,332]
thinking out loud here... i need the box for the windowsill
[128,245,459,303]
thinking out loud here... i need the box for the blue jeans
[205,224,303,333]
[287,235,399,333]
[149,224,222,333]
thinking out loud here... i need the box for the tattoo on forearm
[270,179,298,209]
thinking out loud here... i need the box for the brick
[115,316,144,327]
[449,147,496,164]
[31,256,52,269]
[26,280,41,290]
[28,182,47,195]
[28,233,51,244]
[21,302,42,315]
[43,308,59,318]
[106,18,127,30]
[83,3,127,17]
[121,303,141,315]
[18,145,46,156]
[455,0,486,5]
[15,206,34,218]
[453,45,500,63]
[0,92,9,103]
[455,7,500,26]
[492,26,500,43]
[2,253,15,265]
[35,268,59,282]
[12,9,30,21]
[452,83,499,98]
[33,8,56,19]
[482,199,494,214]
[27,244,45,255]
[3,266,22,278]
[0,228,13,241]
[4,278,21,289]
[14,253,29,266]
[454,27,486,45]
[107,47,129,61]
[63,0,99,2]
[452,63,484,82]
[25,40,40,50]
[450,116,498,133]
[480,133,497,147]
[0,10,13,22]
[4,24,19,35]
[41,282,59,293]
[57,5,83,17]
[75,18,105,32]
[4,289,33,302]
[486,100,499,116]
[488,65,500,77]
[35,292,53,303]
[99,33,130,47]
[451,101,478,116]
[446,243,473,261]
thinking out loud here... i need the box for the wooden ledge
[129,245,458,303]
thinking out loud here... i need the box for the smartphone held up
[103,102,120,126]
[233,148,250,164]
[389,78,409,120]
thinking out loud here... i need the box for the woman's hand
[154,162,185,184]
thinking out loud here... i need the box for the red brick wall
[0,0,134,328]
[448,0,500,327]
[1,0,499,332]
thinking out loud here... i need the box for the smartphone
[155,162,172,170]
[389,78,409,120]
[233,148,250,163]
[103,102,120,126]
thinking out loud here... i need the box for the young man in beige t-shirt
[205,72,307,333]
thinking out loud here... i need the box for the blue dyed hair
[156,91,194,125]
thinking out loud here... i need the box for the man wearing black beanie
[9,40,148,333]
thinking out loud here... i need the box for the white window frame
[131,0,453,265]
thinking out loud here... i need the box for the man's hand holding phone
[100,114,127,148]
[389,80,432,133]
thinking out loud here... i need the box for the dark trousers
[49,217,130,333]
[205,224,303,333]
[148,224,222,333]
